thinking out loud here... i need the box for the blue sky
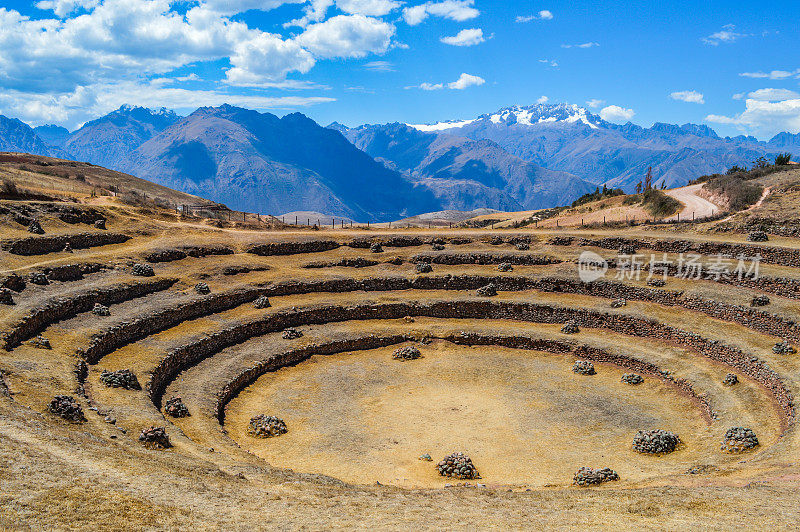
[0,0,799,139]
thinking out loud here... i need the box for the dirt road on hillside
[665,184,721,222]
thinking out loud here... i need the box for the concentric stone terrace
[2,221,799,514]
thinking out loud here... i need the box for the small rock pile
[773,341,797,355]
[647,278,666,287]
[723,373,739,386]
[721,427,759,453]
[195,282,211,295]
[431,243,445,251]
[489,236,504,246]
[247,415,288,438]
[573,360,596,375]
[392,346,422,361]
[164,396,190,418]
[497,262,514,272]
[62,242,73,253]
[633,429,680,454]
[92,303,110,316]
[0,288,14,305]
[139,427,171,449]
[748,231,769,242]
[27,219,45,234]
[131,263,155,277]
[29,335,51,349]
[750,295,770,307]
[253,296,271,309]
[282,328,303,340]
[48,395,86,422]
[573,467,619,486]
[619,245,637,255]
[621,373,644,385]
[476,283,498,297]
[515,242,530,251]
[370,243,384,253]
[29,271,49,285]
[611,299,627,308]
[561,321,580,334]
[99,369,141,390]
[415,262,433,273]
[437,452,480,480]
[94,219,106,230]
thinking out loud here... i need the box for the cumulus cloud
[409,72,485,91]
[294,14,395,59]
[739,68,800,80]
[561,42,599,49]
[516,10,553,23]
[747,88,800,101]
[600,105,635,123]
[440,28,485,47]
[670,90,705,104]
[336,0,401,16]
[403,0,479,25]
[702,24,751,45]
[586,98,605,109]
[200,0,305,16]
[705,97,800,138]
[225,32,315,85]
[35,0,99,18]
[536,95,549,104]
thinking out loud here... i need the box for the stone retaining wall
[145,245,234,263]
[246,240,340,256]
[411,253,562,266]
[1,232,130,256]
[2,278,178,350]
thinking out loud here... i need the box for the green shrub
[703,175,763,211]
[775,153,792,166]
[571,185,625,208]
[641,189,681,218]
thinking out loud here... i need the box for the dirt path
[664,184,720,222]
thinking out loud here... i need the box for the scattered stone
[139,426,171,449]
[99,369,141,390]
[415,262,433,274]
[370,243,384,253]
[131,263,155,277]
[773,341,797,355]
[94,219,106,230]
[573,360,596,375]
[0,288,14,305]
[62,242,72,253]
[403,316,415,323]
[29,335,51,349]
[750,295,770,307]
[633,429,680,454]
[573,467,619,486]
[248,415,288,438]
[497,262,514,272]
[194,282,211,295]
[104,415,116,424]
[476,283,498,297]
[282,328,303,340]
[561,320,580,334]
[419,453,432,461]
[621,373,644,385]
[748,231,769,242]
[164,396,190,418]
[48,395,86,422]
[723,373,739,386]
[489,236,504,246]
[92,303,110,316]
[647,278,666,287]
[437,452,480,480]
[393,346,422,361]
[1,273,26,292]
[29,271,49,285]
[73,360,88,384]
[619,244,637,255]
[515,242,530,251]
[611,298,627,308]
[431,243,445,251]
[721,427,759,453]
[27,219,44,234]
[253,296,271,309]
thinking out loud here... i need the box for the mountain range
[1,102,798,220]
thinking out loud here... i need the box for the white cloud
[537,95,549,104]
[561,42,599,49]
[175,73,201,82]
[739,69,800,80]
[732,93,745,100]
[336,0,401,16]
[403,0,479,25]
[670,90,705,104]
[409,72,484,91]
[538,59,558,67]
[225,32,315,85]
[440,28,484,47]
[363,60,394,71]
[747,88,800,101]
[516,10,552,23]
[702,24,751,45]
[285,0,333,27]
[706,97,800,138]
[201,0,305,16]
[35,0,99,18]
[586,98,605,109]
[294,14,395,59]
[600,105,635,123]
